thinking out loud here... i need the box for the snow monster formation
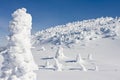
[0,8,38,80]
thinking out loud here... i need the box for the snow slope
[1,17,120,80]
[32,17,120,46]
[32,38,120,80]
[31,17,120,80]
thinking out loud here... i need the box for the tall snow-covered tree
[1,8,38,80]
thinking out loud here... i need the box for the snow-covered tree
[55,46,66,59]
[54,58,62,71]
[94,65,99,71]
[1,8,38,80]
[87,54,93,60]
[40,46,46,51]
[75,54,87,71]
[80,63,87,71]
[76,54,85,64]
[44,60,50,68]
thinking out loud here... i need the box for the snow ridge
[33,17,120,46]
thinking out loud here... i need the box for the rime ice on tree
[1,8,38,80]
[94,65,99,71]
[55,46,66,59]
[76,54,87,71]
[76,54,85,64]
[87,54,93,60]
[80,63,87,71]
[44,60,50,68]
[54,58,62,71]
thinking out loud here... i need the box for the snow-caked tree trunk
[1,8,38,80]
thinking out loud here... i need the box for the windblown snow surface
[1,17,120,80]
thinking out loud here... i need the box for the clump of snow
[33,17,120,46]
[0,8,38,80]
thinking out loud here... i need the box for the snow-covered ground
[37,71,120,80]
[31,38,120,80]
[0,17,120,80]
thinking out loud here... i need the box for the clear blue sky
[0,0,120,46]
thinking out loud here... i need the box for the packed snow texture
[0,8,38,80]
[33,17,120,46]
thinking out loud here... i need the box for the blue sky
[0,0,120,46]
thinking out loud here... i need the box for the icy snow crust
[0,8,38,80]
[33,17,120,46]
